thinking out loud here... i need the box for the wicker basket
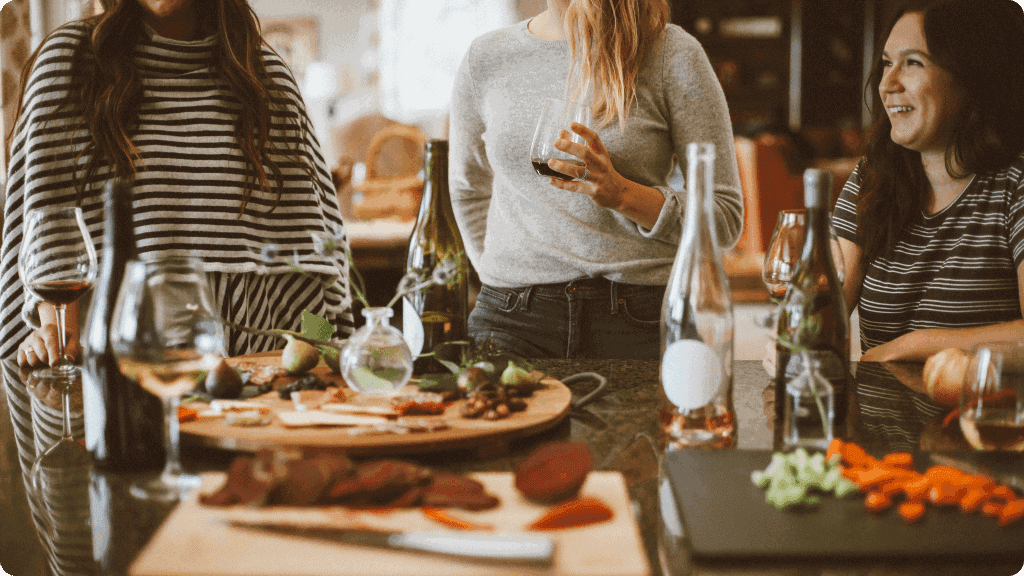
[351,124,426,221]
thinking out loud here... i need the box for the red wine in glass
[529,98,591,182]
[29,280,93,305]
[531,158,584,181]
[18,206,99,382]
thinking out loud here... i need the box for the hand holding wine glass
[530,98,592,181]
[109,257,225,502]
[18,207,98,379]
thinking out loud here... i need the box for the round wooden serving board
[180,351,572,456]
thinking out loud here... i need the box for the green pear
[281,335,320,375]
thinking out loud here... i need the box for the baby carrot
[981,501,1004,516]
[958,487,989,513]
[998,500,1024,527]
[898,500,927,523]
[881,452,914,468]
[864,491,892,512]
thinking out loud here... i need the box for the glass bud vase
[341,307,414,395]
[783,350,835,450]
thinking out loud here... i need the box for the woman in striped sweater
[4,0,354,367]
[831,0,1024,362]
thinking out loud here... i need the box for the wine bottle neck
[419,140,452,221]
[682,143,717,244]
[105,181,138,262]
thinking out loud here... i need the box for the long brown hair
[563,0,669,130]
[6,0,307,213]
[857,0,1024,264]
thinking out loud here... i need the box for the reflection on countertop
[1,357,1021,576]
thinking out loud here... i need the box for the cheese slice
[320,403,397,417]
[276,411,390,428]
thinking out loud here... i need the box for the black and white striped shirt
[832,155,1024,353]
[1,22,355,358]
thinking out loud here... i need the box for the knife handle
[394,531,555,565]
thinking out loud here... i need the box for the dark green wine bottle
[82,179,165,472]
[404,140,469,374]
[774,169,850,451]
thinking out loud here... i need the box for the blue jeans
[468,277,665,359]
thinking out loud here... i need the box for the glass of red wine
[18,206,98,382]
[530,98,592,181]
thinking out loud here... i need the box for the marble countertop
[2,357,1020,576]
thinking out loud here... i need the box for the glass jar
[340,307,414,395]
[783,351,835,450]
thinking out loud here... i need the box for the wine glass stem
[61,386,73,441]
[52,303,69,368]
[160,396,183,480]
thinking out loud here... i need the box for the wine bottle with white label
[660,142,735,449]
[774,169,850,451]
[404,139,469,374]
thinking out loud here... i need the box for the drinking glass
[761,209,845,327]
[109,257,225,501]
[529,98,592,181]
[763,210,807,301]
[960,343,1024,451]
[18,206,98,381]
[28,372,89,495]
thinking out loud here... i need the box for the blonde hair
[564,0,669,130]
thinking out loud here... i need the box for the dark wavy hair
[856,0,1024,264]
[6,0,306,213]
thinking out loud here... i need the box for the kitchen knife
[929,453,1024,494]
[229,521,556,566]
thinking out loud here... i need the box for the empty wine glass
[19,206,98,382]
[529,98,592,181]
[761,209,846,327]
[109,257,225,501]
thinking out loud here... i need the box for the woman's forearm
[612,178,666,230]
[860,319,1024,362]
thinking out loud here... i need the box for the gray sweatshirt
[449,20,743,288]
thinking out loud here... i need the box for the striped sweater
[1,21,355,359]
[832,154,1024,353]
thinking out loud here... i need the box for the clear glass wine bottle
[660,142,735,449]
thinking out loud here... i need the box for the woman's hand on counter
[547,123,665,229]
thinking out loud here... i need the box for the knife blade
[228,520,556,566]
[929,453,1024,494]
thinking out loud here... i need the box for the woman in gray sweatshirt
[449,0,743,359]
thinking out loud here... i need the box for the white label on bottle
[402,297,424,357]
[661,340,724,410]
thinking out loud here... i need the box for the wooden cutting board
[129,472,650,576]
[180,351,572,455]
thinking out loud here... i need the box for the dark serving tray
[665,449,1024,559]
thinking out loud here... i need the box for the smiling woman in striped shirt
[4,0,354,367]
[831,0,1024,362]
